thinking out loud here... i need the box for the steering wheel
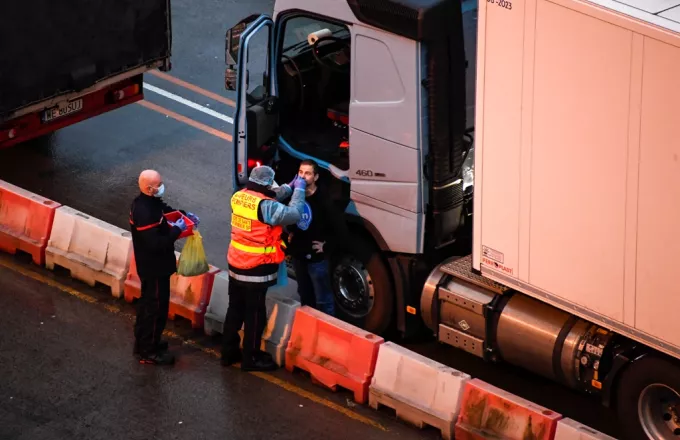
[312,36,350,73]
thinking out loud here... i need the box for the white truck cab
[225,0,471,336]
[226,0,680,437]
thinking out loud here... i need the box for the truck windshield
[282,18,347,53]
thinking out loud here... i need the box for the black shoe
[220,350,242,367]
[241,357,278,372]
[133,340,169,356]
[139,351,175,366]
[255,350,274,363]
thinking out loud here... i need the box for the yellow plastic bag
[177,230,210,277]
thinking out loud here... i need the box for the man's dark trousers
[134,276,171,355]
[222,278,268,362]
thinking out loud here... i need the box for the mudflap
[387,254,430,341]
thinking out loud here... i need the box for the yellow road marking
[0,259,97,304]
[178,337,388,431]
[249,370,388,431]
[104,304,122,313]
[0,258,388,432]
[148,70,236,108]
[137,100,233,142]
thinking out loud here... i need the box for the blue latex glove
[293,175,307,191]
[288,177,297,189]
[186,212,200,226]
[171,217,187,232]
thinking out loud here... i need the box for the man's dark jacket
[285,185,350,263]
[129,193,184,279]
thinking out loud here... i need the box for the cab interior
[276,16,351,171]
[262,15,353,206]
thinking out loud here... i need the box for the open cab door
[225,14,278,188]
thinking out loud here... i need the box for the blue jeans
[292,258,335,316]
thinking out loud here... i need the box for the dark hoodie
[285,185,351,263]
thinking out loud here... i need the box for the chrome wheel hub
[332,256,374,318]
[638,383,680,438]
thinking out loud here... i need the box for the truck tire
[615,355,680,439]
[330,238,394,336]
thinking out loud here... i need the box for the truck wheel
[616,355,680,439]
[330,239,394,336]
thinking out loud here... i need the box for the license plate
[42,98,83,123]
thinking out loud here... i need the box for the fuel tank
[421,255,602,388]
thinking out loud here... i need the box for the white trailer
[225,0,680,437]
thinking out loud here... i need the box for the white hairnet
[249,165,275,187]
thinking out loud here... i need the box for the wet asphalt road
[0,0,475,268]
[0,0,270,267]
[0,256,436,440]
[0,0,620,437]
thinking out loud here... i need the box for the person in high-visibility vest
[222,165,307,371]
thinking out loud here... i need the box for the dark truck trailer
[0,0,172,148]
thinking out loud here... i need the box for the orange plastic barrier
[0,180,61,265]
[455,379,562,440]
[124,252,220,328]
[285,306,384,403]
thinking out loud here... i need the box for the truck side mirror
[225,26,242,66]
[225,67,238,91]
[225,68,249,92]
[225,27,239,91]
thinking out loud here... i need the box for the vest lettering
[228,189,285,276]
[231,214,252,231]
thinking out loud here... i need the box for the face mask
[153,184,165,198]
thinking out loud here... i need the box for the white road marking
[142,83,234,125]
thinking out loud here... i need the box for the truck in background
[0,0,172,148]
[225,0,680,437]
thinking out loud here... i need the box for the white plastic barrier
[46,206,132,298]
[204,271,229,336]
[204,274,300,367]
[555,418,617,440]
[368,341,471,440]
[260,291,300,366]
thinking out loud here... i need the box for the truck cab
[227,1,680,437]
[225,0,472,336]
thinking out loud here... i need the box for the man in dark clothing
[285,159,351,316]
[129,169,199,366]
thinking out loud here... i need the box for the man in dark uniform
[129,169,200,366]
